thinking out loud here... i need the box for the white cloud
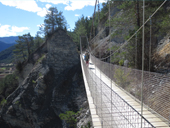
[11,26,29,32]
[0,0,42,12]
[0,24,29,37]
[88,16,91,19]
[75,14,79,17]
[40,0,105,11]
[65,1,94,11]
[37,7,48,17]
[0,0,50,17]
[67,28,71,31]
[0,0,106,17]
[45,4,52,9]
[39,0,68,5]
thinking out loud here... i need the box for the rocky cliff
[0,28,91,128]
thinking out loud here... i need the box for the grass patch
[0,67,6,70]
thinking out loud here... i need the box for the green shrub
[16,61,23,73]
[0,73,19,97]
[81,122,91,128]
[1,98,7,106]
[32,80,36,84]
[119,60,124,66]
[59,111,79,128]
[114,68,130,88]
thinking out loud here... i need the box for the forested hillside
[0,36,18,44]
[0,41,14,52]
[0,46,15,63]
[68,1,170,73]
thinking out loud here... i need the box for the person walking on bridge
[85,51,90,66]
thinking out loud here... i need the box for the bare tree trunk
[136,0,142,70]
[136,0,140,28]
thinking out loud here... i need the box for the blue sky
[0,0,105,37]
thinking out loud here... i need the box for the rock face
[0,28,91,128]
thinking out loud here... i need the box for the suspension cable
[149,17,152,73]
[109,0,113,126]
[90,0,98,40]
[135,32,137,99]
[141,0,145,127]
[99,0,167,61]
[98,0,100,23]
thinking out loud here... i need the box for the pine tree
[44,7,67,35]
[107,1,170,70]
[34,32,44,49]
[13,33,34,62]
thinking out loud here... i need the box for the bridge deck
[81,55,169,127]
[80,55,102,128]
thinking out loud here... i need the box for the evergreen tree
[43,7,67,35]
[34,32,44,49]
[13,33,34,61]
[107,1,170,70]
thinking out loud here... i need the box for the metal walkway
[80,54,169,128]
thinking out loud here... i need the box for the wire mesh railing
[91,55,170,126]
[81,55,155,128]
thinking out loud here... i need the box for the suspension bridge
[80,0,170,127]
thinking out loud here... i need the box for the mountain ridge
[0,36,18,44]
[0,41,15,52]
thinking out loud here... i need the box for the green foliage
[100,2,108,20]
[15,100,20,104]
[114,68,130,88]
[81,122,91,128]
[34,32,44,49]
[13,32,44,64]
[32,80,36,84]
[0,98,7,106]
[71,15,91,49]
[119,60,124,66]
[68,1,111,50]
[39,73,42,77]
[0,73,19,97]
[0,67,6,70]
[111,51,126,65]
[36,54,45,65]
[0,45,15,64]
[107,1,170,69]
[16,61,23,73]
[13,33,34,62]
[59,110,79,128]
[42,7,67,35]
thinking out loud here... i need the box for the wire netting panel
[82,56,155,128]
[91,55,170,124]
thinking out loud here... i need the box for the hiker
[84,52,86,60]
[85,52,90,65]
